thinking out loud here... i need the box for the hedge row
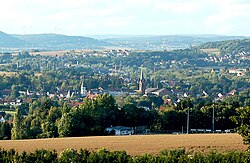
[1,148,250,163]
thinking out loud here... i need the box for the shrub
[17,150,58,163]
[78,148,90,162]
[1,147,250,162]
[58,148,79,163]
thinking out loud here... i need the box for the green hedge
[1,148,250,163]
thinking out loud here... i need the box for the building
[105,126,134,135]
[146,88,173,96]
[80,82,87,96]
[138,68,146,94]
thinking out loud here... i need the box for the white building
[105,126,134,135]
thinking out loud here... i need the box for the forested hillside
[200,39,250,55]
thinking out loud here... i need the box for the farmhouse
[105,126,134,135]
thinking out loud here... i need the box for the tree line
[0,88,248,140]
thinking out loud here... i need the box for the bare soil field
[0,134,247,156]
[201,48,220,55]
[30,51,68,56]
[0,71,17,76]
[30,50,93,56]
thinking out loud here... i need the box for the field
[0,134,247,155]
[29,50,92,56]
[30,50,68,56]
[201,48,220,55]
[0,71,16,76]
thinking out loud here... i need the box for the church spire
[139,68,145,94]
[140,68,144,81]
[80,82,84,95]
[80,76,87,96]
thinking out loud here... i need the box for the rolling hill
[99,35,248,50]
[12,33,111,50]
[0,30,249,50]
[0,31,24,47]
[200,39,250,55]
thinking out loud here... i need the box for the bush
[0,148,19,162]
[78,149,90,162]
[58,148,79,163]
[18,149,58,163]
[160,148,187,162]
[1,148,250,162]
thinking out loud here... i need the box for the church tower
[80,76,87,97]
[138,68,145,94]
[80,82,87,96]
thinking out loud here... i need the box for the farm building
[105,126,134,135]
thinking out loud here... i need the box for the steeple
[80,76,87,96]
[140,68,144,81]
[66,90,71,99]
[139,68,145,94]
[80,82,84,95]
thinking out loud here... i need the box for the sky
[0,0,250,36]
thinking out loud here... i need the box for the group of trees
[200,39,250,56]
[9,94,157,139]
[0,88,247,140]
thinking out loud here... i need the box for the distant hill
[0,31,249,50]
[12,34,111,50]
[200,39,250,55]
[0,31,24,47]
[98,35,248,50]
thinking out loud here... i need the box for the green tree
[30,117,43,138]
[57,112,73,137]
[42,107,62,138]
[0,122,11,139]
[159,109,186,131]
[11,108,23,139]
[10,85,20,99]
[231,106,250,148]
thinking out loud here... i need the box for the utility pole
[212,104,215,133]
[187,107,189,134]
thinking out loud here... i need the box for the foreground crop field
[0,134,247,156]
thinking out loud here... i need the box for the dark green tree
[231,106,250,148]
[11,108,23,139]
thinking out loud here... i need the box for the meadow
[0,134,246,156]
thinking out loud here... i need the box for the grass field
[0,134,247,155]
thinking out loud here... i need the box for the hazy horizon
[6,32,249,37]
[0,0,250,36]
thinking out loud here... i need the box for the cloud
[155,0,203,14]
[0,0,249,35]
[204,0,250,25]
[202,0,250,35]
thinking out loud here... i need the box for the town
[0,37,249,139]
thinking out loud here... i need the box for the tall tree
[11,108,23,139]
[231,106,250,148]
